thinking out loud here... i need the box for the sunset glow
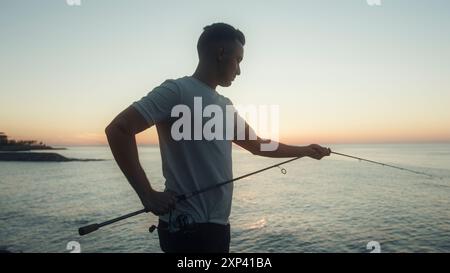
[1,0,449,146]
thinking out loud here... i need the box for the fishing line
[331,151,440,179]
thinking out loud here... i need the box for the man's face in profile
[217,40,244,87]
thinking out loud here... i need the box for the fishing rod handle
[78,223,100,236]
[78,208,148,236]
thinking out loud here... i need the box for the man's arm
[233,121,330,159]
[105,106,176,215]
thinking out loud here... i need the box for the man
[105,23,330,253]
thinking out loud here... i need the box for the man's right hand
[305,144,331,160]
[141,189,178,216]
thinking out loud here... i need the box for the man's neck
[192,65,217,90]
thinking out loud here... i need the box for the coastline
[0,152,105,162]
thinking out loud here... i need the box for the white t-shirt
[132,76,234,225]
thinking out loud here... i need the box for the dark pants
[157,219,230,253]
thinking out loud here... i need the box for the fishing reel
[149,212,197,234]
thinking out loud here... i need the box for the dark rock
[0,152,105,162]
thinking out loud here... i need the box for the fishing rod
[78,209,147,236]
[78,157,301,236]
[78,156,301,236]
[78,149,438,236]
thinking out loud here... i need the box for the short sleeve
[132,80,180,126]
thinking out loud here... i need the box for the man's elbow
[105,119,133,138]
[105,121,124,141]
[104,124,115,146]
[105,122,115,138]
[250,139,279,156]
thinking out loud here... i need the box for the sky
[1,0,449,145]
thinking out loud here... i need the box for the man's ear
[216,47,225,62]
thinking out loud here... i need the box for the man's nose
[236,66,241,76]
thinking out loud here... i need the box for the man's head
[197,23,245,87]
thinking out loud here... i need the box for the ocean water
[0,144,449,253]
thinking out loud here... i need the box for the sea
[1,144,449,253]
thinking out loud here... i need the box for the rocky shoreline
[0,146,66,152]
[0,152,106,162]
[0,133,105,162]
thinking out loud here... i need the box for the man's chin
[219,81,233,87]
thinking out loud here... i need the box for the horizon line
[48,140,450,147]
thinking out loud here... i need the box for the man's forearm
[256,141,309,158]
[105,124,152,201]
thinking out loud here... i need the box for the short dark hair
[197,23,245,59]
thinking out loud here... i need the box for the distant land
[0,132,65,152]
[0,132,105,162]
[0,152,105,162]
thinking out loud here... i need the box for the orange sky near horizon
[2,124,449,147]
